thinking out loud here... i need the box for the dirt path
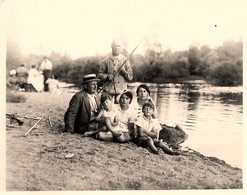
[6,91,242,190]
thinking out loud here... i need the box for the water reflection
[218,93,242,105]
[154,85,243,168]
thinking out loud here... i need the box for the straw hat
[82,74,100,84]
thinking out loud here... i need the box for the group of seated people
[64,74,179,155]
[7,64,59,93]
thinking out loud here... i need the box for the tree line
[6,39,242,86]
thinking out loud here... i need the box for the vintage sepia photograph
[1,0,245,192]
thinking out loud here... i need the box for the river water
[128,82,243,169]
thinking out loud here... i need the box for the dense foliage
[6,39,242,86]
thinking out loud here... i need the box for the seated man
[7,69,18,90]
[64,74,101,134]
[16,63,29,90]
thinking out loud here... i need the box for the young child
[45,75,61,94]
[84,94,122,137]
[135,101,179,155]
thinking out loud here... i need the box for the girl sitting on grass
[134,101,179,155]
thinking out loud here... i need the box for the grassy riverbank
[5,91,242,190]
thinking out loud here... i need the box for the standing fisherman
[98,39,133,101]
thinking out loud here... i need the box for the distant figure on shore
[6,69,17,90]
[16,63,29,90]
[64,74,101,134]
[98,38,133,102]
[45,75,61,94]
[28,65,44,92]
[134,101,179,155]
[39,57,53,91]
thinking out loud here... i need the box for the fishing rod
[97,30,152,94]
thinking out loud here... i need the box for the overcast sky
[3,0,245,59]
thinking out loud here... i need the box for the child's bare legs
[84,126,107,137]
[139,136,159,154]
[83,131,97,136]
[115,132,131,143]
[153,139,179,155]
[105,118,122,137]
[147,137,159,154]
[96,131,114,141]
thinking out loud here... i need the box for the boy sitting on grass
[135,101,179,155]
[84,94,122,137]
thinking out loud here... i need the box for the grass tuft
[6,91,27,103]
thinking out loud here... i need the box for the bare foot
[148,147,159,155]
[84,131,96,137]
[153,149,159,155]
[172,151,180,155]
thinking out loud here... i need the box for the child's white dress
[135,115,162,139]
[46,78,61,94]
[102,109,118,124]
[116,105,136,133]
[102,109,119,134]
